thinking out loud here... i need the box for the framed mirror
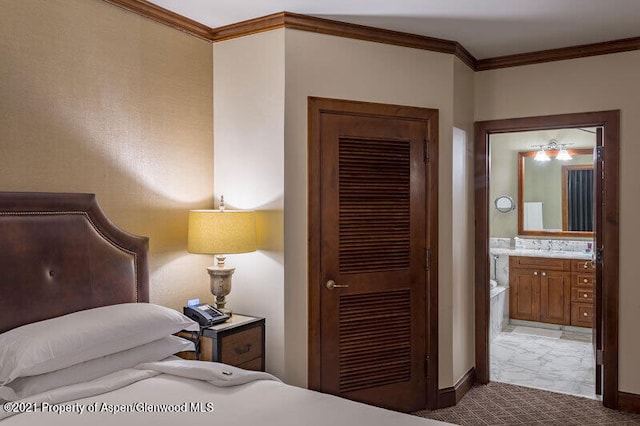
[517,148,594,237]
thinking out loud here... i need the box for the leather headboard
[0,192,149,333]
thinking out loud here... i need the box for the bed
[0,192,450,425]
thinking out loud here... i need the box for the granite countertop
[489,247,592,260]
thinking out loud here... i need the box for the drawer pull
[583,278,588,283]
[583,293,588,298]
[583,312,588,317]
[533,271,538,276]
[234,344,252,355]
[542,272,546,276]
[583,262,589,269]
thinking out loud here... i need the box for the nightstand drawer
[237,357,264,371]
[176,314,265,370]
[220,325,262,366]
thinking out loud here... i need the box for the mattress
[1,360,450,426]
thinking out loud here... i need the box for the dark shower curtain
[567,169,593,231]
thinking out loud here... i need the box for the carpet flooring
[412,382,640,425]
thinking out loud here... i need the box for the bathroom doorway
[474,111,620,409]
[489,127,597,398]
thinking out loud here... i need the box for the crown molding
[453,42,476,70]
[211,12,286,42]
[477,36,640,71]
[100,0,640,72]
[280,12,456,55]
[212,12,476,67]
[101,0,213,41]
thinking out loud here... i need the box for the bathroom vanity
[509,255,595,327]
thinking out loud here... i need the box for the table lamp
[188,197,257,316]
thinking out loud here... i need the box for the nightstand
[178,314,265,371]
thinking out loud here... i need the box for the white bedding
[0,359,450,426]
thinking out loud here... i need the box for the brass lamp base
[207,265,235,316]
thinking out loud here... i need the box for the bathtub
[490,286,509,341]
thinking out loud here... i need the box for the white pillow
[0,335,194,401]
[0,303,199,385]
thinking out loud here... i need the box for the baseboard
[437,367,476,409]
[618,391,640,414]
[436,369,640,413]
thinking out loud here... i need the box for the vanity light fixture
[533,139,572,162]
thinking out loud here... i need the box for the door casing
[474,110,620,408]
[308,96,440,410]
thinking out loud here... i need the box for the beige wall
[213,30,285,378]
[489,134,521,237]
[452,58,476,383]
[0,0,214,309]
[283,29,471,388]
[476,50,640,393]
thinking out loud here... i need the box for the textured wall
[0,0,214,309]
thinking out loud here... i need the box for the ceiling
[146,0,640,59]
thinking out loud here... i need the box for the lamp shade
[556,148,573,161]
[534,149,550,162]
[188,210,257,254]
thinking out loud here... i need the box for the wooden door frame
[308,96,439,410]
[474,110,620,408]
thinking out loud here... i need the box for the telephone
[183,304,229,326]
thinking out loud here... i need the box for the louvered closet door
[319,112,427,412]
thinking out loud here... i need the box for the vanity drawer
[571,259,595,272]
[571,302,593,328]
[571,287,594,303]
[510,256,570,271]
[573,273,594,287]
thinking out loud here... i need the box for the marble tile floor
[490,325,598,400]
